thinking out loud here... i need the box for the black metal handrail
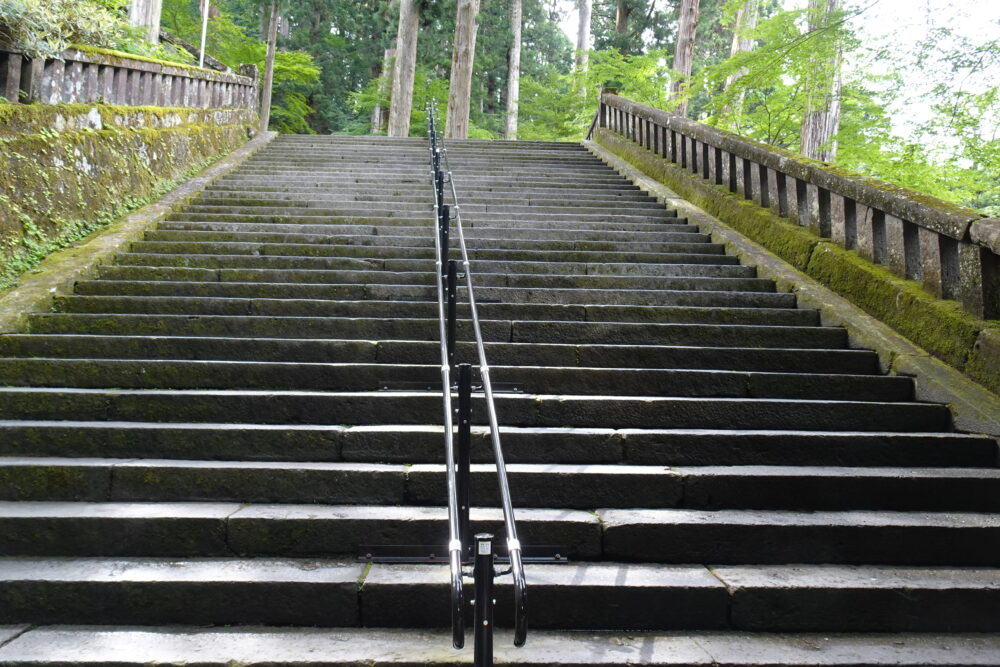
[426,101,528,656]
[426,106,466,651]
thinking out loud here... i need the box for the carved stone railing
[591,92,1000,319]
[0,46,258,111]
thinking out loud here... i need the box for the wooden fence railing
[590,92,1000,319]
[0,46,257,111]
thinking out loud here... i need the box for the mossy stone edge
[588,129,1000,436]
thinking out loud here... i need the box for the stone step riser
[2,337,871,374]
[0,503,988,563]
[192,197,668,213]
[0,423,989,467]
[27,316,844,349]
[0,390,948,431]
[0,560,996,632]
[159,217,694,233]
[9,460,1000,511]
[129,234,718,254]
[0,359,912,402]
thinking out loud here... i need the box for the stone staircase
[0,135,998,664]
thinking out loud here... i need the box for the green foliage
[160,0,320,133]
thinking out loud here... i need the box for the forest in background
[0,0,996,214]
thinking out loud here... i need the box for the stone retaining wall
[0,104,256,289]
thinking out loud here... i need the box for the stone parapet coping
[0,130,277,334]
[585,137,1000,438]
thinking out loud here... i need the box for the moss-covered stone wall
[594,127,1000,395]
[0,104,255,289]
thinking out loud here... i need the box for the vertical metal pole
[436,170,445,209]
[447,260,458,373]
[439,204,450,278]
[473,533,495,667]
[457,363,472,550]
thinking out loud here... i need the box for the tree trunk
[388,0,419,138]
[446,0,481,139]
[799,0,842,161]
[259,0,279,133]
[721,0,758,128]
[504,0,522,140]
[615,0,630,36]
[574,0,591,97]
[670,0,700,118]
[371,47,395,134]
[128,0,163,44]
[723,0,758,92]
[278,13,290,39]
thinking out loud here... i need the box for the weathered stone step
[599,508,1000,565]
[0,422,989,467]
[55,288,800,315]
[0,559,995,632]
[6,458,998,511]
[148,224,701,245]
[0,389,949,431]
[0,501,600,558]
[28,315,845,349]
[197,190,660,207]
[130,234,718,255]
[2,337,877,375]
[61,289,804,322]
[166,208,682,226]
[113,247,730,269]
[3,626,999,666]
[0,360,912,401]
[0,501,991,563]
[225,169,629,184]
[207,181,646,196]
[161,215,696,234]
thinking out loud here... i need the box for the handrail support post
[447,261,459,374]
[457,363,472,549]
[473,533,495,667]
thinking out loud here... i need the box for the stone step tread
[2,457,998,510]
[0,388,948,431]
[0,559,996,631]
[0,501,996,563]
[0,421,989,467]
[0,360,913,401]
[2,626,999,666]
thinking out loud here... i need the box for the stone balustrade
[592,92,1000,319]
[0,46,257,112]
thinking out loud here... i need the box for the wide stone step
[161,215,694,233]
[207,181,646,196]
[0,360,913,401]
[114,245,729,267]
[129,235,719,254]
[0,389,949,431]
[28,315,844,348]
[57,290,796,317]
[197,190,661,207]
[0,502,991,563]
[0,559,995,632]
[2,626,999,666]
[165,210,684,227]
[0,337,876,373]
[0,422,990,467]
[3,458,997,510]
[146,224,702,244]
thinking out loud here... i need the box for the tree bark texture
[259,0,279,133]
[615,0,630,36]
[670,0,700,118]
[504,0,522,139]
[128,0,163,44]
[574,0,591,96]
[799,0,843,162]
[371,47,395,134]
[446,0,481,139]
[722,0,759,127]
[388,0,420,138]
